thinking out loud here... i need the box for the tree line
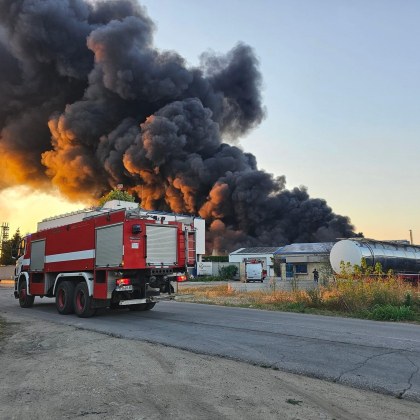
[0,229,21,266]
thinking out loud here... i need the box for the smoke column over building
[0,0,358,252]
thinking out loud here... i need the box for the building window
[295,264,307,274]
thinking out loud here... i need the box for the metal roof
[340,237,420,250]
[230,247,283,255]
[274,242,336,255]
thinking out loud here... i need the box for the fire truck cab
[14,201,204,317]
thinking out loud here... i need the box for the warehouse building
[229,247,282,277]
[274,242,336,282]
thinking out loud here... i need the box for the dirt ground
[0,310,419,420]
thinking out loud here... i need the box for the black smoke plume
[0,0,359,253]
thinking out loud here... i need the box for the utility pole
[409,229,414,245]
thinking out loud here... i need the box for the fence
[0,265,14,281]
[197,261,240,278]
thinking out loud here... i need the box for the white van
[245,262,265,283]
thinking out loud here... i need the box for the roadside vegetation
[188,265,238,282]
[178,275,420,323]
[0,229,22,265]
[0,316,6,344]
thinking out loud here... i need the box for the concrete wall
[0,265,14,281]
[228,278,317,292]
[197,261,240,278]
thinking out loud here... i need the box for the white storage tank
[330,239,420,274]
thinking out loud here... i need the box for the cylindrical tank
[330,239,420,274]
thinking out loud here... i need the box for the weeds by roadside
[178,277,420,322]
[363,305,415,321]
[0,316,6,343]
[187,276,226,282]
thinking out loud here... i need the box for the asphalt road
[1,285,420,402]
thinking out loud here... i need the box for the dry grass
[178,285,248,306]
[178,277,420,321]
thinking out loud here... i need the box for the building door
[286,263,294,279]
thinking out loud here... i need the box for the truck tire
[18,280,35,308]
[129,302,156,311]
[74,282,96,318]
[55,281,75,315]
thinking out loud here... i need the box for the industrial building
[229,247,282,277]
[274,242,336,281]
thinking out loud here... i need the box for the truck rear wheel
[18,280,35,308]
[74,282,96,318]
[56,281,75,315]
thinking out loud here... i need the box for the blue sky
[0,0,418,242]
[139,0,420,241]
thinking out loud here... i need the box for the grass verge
[177,278,420,323]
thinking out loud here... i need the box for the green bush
[307,288,323,307]
[218,265,238,279]
[283,302,306,313]
[367,305,414,321]
[404,293,412,307]
[189,276,223,282]
[0,229,22,265]
[332,278,413,312]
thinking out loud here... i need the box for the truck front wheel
[19,280,35,308]
[74,282,96,318]
[56,281,75,315]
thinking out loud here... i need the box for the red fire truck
[14,201,204,317]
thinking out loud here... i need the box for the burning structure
[0,0,358,253]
